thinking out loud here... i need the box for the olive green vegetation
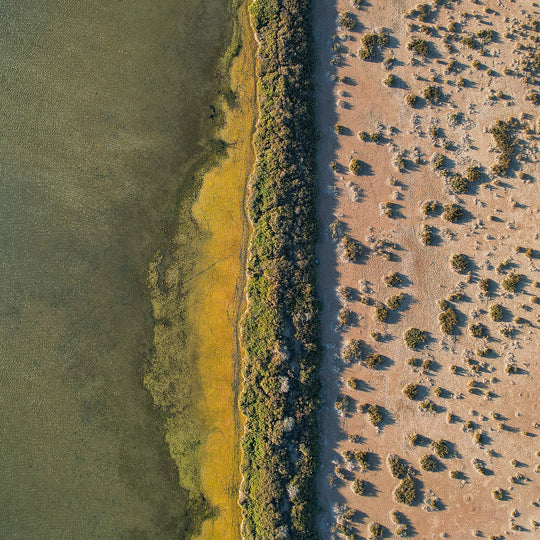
[240,0,319,537]
[0,1,235,538]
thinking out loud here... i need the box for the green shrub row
[240,1,319,537]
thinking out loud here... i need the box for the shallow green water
[0,1,231,537]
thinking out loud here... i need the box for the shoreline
[191,0,257,537]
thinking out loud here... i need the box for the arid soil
[314,0,540,538]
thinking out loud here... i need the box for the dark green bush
[450,253,468,272]
[402,383,418,400]
[420,453,438,471]
[404,328,427,349]
[443,203,463,222]
[407,38,429,56]
[439,307,458,334]
[502,273,522,293]
[393,476,416,505]
[490,304,503,321]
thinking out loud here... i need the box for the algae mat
[0,0,235,537]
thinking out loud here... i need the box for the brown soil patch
[314,0,540,538]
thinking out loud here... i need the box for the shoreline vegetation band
[240,0,320,537]
[145,0,256,537]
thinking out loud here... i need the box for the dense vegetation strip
[239,0,319,537]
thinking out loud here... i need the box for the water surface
[0,1,232,537]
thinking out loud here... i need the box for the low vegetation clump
[335,394,353,412]
[420,223,433,244]
[384,272,403,286]
[353,478,365,495]
[469,323,488,338]
[359,31,389,60]
[502,273,522,293]
[433,153,445,169]
[407,38,429,56]
[443,203,463,222]
[479,278,491,295]
[342,338,363,363]
[489,119,517,176]
[368,522,383,538]
[355,450,370,470]
[408,432,419,446]
[364,353,382,369]
[421,200,437,215]
[383,74,395,86]
[342,236,362,261]
[349,158,363,175]
[367,404,383,425]
[449,173,469,193]
[490,304,503,321]
[404,328,427,349]
[402,383,418,400]
[492,488,504,500]
[461,36,477,49]
[347,377,360,390]
[387,293,404,309]
[420,453,439,471]
[466,165,481,182]
[388,455,408,478]
[432,439,450,458]
[423,85,441,103]
[338,11,356,30]
[450,253,469,272]
[439,307,458,334]
[393,476,417,505]
[338,308,352,326]
[374,304,389,322]
[405,93,418,107]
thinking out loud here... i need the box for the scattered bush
[335,394,353,412]
[353,478,365,495]
[466,165,481,182]
[338,308,352,326]
[383,74,396,86]
[364,353,382,369]
[449,174,469,193]
[387,293,404,309]
[355,449,370,470]
[421,224,433,245]
[450,253,469,272]
[342,236,362,261]
[490,304,503,321]
[334,124,345,134]
[393,476,416,505]
[461,36,477,49]
[433,153,445,169]
[384,272,403,286]
[388,455,408,478]
[439,307,458,334]
[367,404,383,425]
[443,203,463,222]
[479,278,491,295]
[342,339,363,363]
[402,383,418,400]
[338,11,356,30]
[492,488,504,500]
[489,119,517,176]
[349,158,363,175]
[407,38,429,56]
[423,85,441,102]
[420,453,439,471]
[347,377,360,390]
[422,200,438,214]
[404,328,427,349]
[408,433,419,446]
[374,304,389,322]
[405,93,418,107]
[469,323,488,338]
[432,439,450,458]
[369,522,383,538]
[502,273,522,293]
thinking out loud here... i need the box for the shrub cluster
[489,119,517,176]
[359,31,389,60]
[490,304,503,321]
[502,272,522,293]
[423,85,441,102]
[388,454,409,478]
[241,1,320,536]
[343,338,363,363]
[439,307,458,334]
[407,38,429,56]
[402,383,418,400]
[420,453,439,471]
[450,253,468,272]
[442,203,463,222]
[404,327,427,349]
[393,476,416,505]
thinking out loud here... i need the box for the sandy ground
[314,0,540,538]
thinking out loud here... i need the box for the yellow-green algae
[146,1,256,537]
